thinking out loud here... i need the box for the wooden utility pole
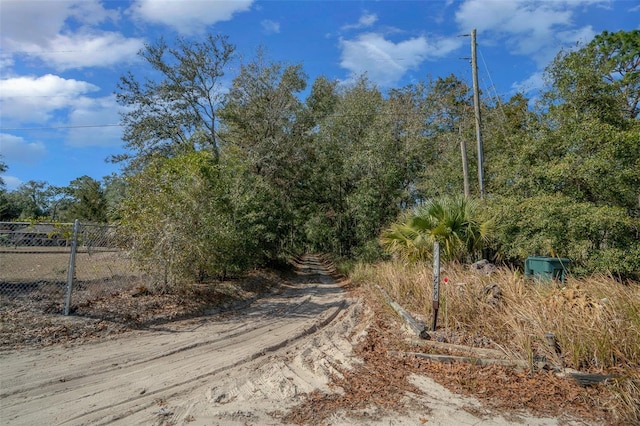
[471,29,485,199]
[459,124,470,197]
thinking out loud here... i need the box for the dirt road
[0,255,573,425]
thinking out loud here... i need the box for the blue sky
[1,0,638,191]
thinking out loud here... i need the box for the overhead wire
[0,124,123,131]
[477,47,518,145]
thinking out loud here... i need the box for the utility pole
[471,29,485,199]
[459,124,470,197]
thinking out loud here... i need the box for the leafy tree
[0,181,62,222]
[419,75,476,198]
[103,173,127,222]
[296,76,440,259]
[490,30,640,210]
[45,185,72,222]
[115,34,235,170]
[0,158,12,220]
[0,156,6,187]
[483,93,538,196]
[66,176,108,223]
[545,29,639,124]
[290,76,341,253]
[304,76,385,255]
[220,50,307,184]
[478,30,640,276]
[118,151,275,288]
[104,29,639,280]
[300,75,339,127]
[345,80,434,257]
[487,195,640,278]
[219,51,308,254]
[6,180,49,219]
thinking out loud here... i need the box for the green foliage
[0,189,19,221]
[66,176,108,223]
[97,29,638,281]
[299,76,434,258]
[486,195,640,278]
[0,156,6,187]
[544,29,639,123]
[220,50,307,192]
[103,173,127,222]
[115,34,235,170]
[477,30,640,277]
[0,177,110,223]
[4,181,50,219]
[381,196,493,263]
[488,115,640,210]
[118,151,269,289]
[418,75,476,198]
[219,51,309,256]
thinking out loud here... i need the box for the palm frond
[380,195,493,263]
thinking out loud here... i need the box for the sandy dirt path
[0,255,344,425]
[0,255,573,425]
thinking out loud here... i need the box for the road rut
[0,255,348,425]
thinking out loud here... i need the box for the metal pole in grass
[64,219,79,316]
[431,241,440,331]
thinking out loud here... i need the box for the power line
[0,124,123,131]
[0,95,98,99]
[4,49,97,54]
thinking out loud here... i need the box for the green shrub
[486,195,640,278]
[118,151,270,290]
[380,195,493,263]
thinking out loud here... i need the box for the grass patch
[351,260,640,424]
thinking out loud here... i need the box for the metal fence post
[64,220,80,316]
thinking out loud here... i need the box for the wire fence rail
[0,221,144,316]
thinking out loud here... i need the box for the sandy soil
[0,256,591,425]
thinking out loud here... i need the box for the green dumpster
[525,256,570,281]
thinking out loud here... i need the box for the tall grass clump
[352,261,640,423]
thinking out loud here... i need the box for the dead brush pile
[351,261,640,424]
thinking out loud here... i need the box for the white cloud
[0,133,47,165]
[1,0,77,46]
[0,0,143,70]
[511,71,544,94]
[0,55,14,72]
[0,74,99,123]
[67,0,121,26]
[455,0,607,66]
[130,0,253,34]
[339,33,462,87]
[0,0,119,45]
[342,12,378,31]
[0,76,122,148]
[261,19,280,35]
[556,26,597,45]
[36,33,143,71]
[66,95,124,148]
[1,175,23,191]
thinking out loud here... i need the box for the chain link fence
[0,221,145,315]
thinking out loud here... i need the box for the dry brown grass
[351,260,640,424]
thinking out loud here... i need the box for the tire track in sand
[0,255,347,425]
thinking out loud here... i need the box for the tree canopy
[6,29,638,282]
[114,34,235,170]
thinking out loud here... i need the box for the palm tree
[380,196,492,262]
